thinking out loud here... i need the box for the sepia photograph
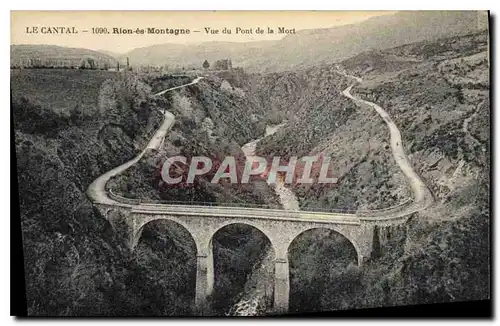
[10,10,491,317]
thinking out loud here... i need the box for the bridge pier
[195,251,214,313]
[354,223,375,267]
[105,208,143,251]
[273,257,290,314]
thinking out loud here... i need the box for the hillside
[11,69,119,114]
[12,69,280,316]
[123,11,486,73]
[107,74,281,207]
[340,29,490,311]
[10,44,118,69]
[347,30,489,221]
[12,70,183,315]
[251,30,489,313]
[252,64,411,211]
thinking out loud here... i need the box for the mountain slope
[123,11,485,73]
[10,44,118,69]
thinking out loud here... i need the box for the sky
[11,11,396,54]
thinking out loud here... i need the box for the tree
[213,59,230,70]
[87,58,96,70]
[69,104,84,124]
[202,60,210,70]
[79,58,90,70]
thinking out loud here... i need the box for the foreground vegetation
[13,69,201,315]
[13,29,490,316]
[13,69,281,315]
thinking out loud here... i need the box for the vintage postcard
[10,10,490,316]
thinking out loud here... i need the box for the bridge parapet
[106,188,358,214]
[108,189,141,205]
[357,198,414,219]
[104,188,423,223]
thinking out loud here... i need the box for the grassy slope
[11,69,118,114]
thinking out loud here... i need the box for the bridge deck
[131,204,361,225]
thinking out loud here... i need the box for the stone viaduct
[93,201,413,314]
[87,75,431,314]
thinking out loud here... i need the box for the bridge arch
[286,225,361,264]
[103,209,374,314]
[207,221,276,314]
[286,226,359,313]
[207,220,276,252]
[135,216,202,254]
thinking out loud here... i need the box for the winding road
[241,122,300,211]
[225,72,433,316]
[85,72,435,317]
[87,73,432,224]
[153,77,204,97]
[342,85,428,204]
[338,71,432,212]
[86,77,202,206]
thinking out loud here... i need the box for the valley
[11,13,490,317]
